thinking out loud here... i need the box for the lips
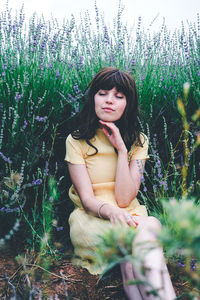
[103,107,114,112]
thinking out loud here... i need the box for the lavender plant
[0,0,199,276]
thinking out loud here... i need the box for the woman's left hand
[99,120,127,153]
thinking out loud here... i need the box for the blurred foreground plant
[159,198,200,299]
[177,83,200,197]
[93,223,136,275]
[93,223,163,298]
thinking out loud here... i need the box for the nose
[105,94,114,104]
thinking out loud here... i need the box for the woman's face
[94,87,127,122]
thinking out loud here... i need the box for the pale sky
[1,0,199,32]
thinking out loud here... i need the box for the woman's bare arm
[115,157,146,207]
[99,120,146,207]
[68,163,100,215]
[67,163,138,227]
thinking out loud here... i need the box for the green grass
[0,1,199,264]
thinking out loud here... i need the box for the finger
[99,120,116,132]
[132,217,139,226]
[124,215,135,227]
[126,217,138,228]
[102,127,111,137]
[132,216,140,225]
[117,216,129,227]
[127,220,137,228]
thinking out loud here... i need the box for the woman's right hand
[100,204,138,228]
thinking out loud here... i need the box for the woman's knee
[148,216,161,229]
[138,216,162,232]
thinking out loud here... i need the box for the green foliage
[159,198,200,259]
[93,223,136,274]
[158,198,200,298]
[0,5,199,297]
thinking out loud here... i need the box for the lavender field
[0,4,200,298]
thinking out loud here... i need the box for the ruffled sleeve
[129,133,149,161]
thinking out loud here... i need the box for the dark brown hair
[72,67,143,153]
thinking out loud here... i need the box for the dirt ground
[0,247,190,300]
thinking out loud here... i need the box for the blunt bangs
[90,68,134,99]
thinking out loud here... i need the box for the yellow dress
[65,128,149,274]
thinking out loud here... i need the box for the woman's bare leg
[132,216,176,300]
[120,261,144,300]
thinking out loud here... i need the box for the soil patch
[0,249,190,299]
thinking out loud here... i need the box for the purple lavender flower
[43,161,49,177]
[15,94,23,101]
[163,182,168,191]
[143,186,147,192]
[20,120,28,132]
[131,59,136,66]
[68,94,76,103]
[197,70,200,76]
[140,175,145,183]
[12,24,16,34]
[0,152,12,163]
[35,116,48,122]
[183,41,188,53]
[56,226,63,231]
[178,262,185,268]
[109,55,115,63]
[79,56,84,66]
[56,71,60,78]
[104,26,109,43]
[32,179,42,186]
[1,72,5,77]
[0,206,21,214]
[74,83,80,94]
[40,42,46,49]
[190,259,196,271]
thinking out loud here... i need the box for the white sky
[1,0,200,32]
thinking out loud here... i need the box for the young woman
[65,67,176,299]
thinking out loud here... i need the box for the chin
[102,118,118,122]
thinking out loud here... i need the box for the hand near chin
[99,120,127,153]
